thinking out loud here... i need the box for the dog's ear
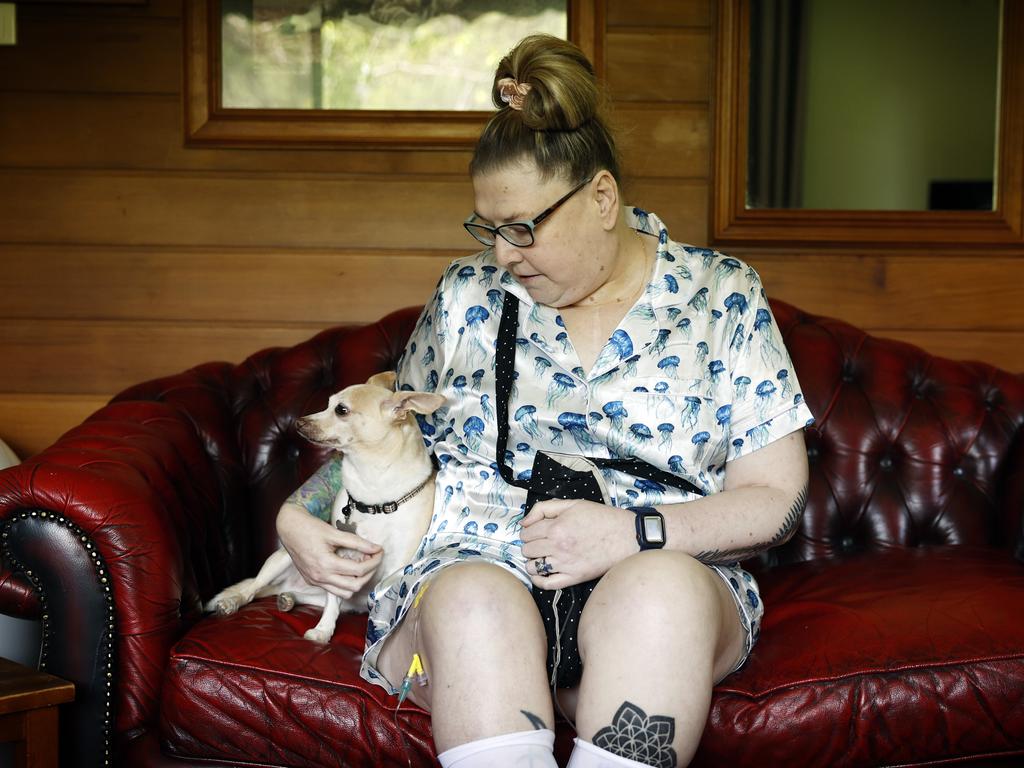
[385,391,447,420]
[366,370,397,391]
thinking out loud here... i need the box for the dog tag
[336,519,358,534]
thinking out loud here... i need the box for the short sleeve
[395,274,452,452]
[725,270,814,462]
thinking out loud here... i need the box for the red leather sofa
[1,300,1022,767]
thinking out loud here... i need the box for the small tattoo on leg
[593,701,677,768]
[521,709,548,731]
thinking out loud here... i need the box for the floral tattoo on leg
[593,701,677,768]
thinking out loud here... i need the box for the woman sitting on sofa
[277,33,812,768]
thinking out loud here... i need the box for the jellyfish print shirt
[292,207,815,693]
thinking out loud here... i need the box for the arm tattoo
[520,710,548,730]
[695,484,808,565]
[593,702,677,768]
[286,454,344,522]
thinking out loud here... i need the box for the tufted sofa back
[771,301,1024,568]
[114,301,1024,604]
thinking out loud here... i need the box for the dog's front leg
[303,593,344,644]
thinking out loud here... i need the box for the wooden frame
[710,0,1024,248]
[185,0,606,149]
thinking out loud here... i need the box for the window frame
[710,0,1024,248]
[185,0,606,149]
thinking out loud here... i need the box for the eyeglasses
[463,177,593,248]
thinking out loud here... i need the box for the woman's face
[470,162,615,308]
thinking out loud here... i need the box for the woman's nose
[492,237,522,268]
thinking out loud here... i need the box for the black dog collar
[341,474,433,520]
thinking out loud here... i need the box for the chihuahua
[205,371,444,643]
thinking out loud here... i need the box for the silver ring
[536,557,554,577]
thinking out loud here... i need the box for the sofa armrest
[1003,421,1024,562]
[0,398,236,768]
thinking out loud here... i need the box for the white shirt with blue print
[331,207,815,692]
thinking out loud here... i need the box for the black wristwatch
[629,506,666,550]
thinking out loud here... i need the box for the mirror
[711,0,1024,246]
[748,0,999,211]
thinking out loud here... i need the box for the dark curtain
[748,0,808,209]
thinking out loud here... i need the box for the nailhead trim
[2,509,117,766]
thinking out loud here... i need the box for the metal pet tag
[335,519,358,534]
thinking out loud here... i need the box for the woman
[277,34,812,768]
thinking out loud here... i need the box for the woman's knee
[419,562,544,647]
[580,551,723,645]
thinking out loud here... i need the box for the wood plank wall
[0,0,1020,459]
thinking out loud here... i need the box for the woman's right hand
[276,502,384,599]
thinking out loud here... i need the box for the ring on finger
[536,556,555,577]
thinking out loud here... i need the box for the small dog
[205,371,444,643]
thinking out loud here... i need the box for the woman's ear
[591,170,620,231]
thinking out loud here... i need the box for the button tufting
[287,445,301,461]
[839,535,856,552]
[952,466,965,477]
[806,446,819,460]
[880,456,894,471]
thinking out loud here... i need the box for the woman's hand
[276,502,384,599]
[519,499,636,589]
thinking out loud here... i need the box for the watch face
[642,514,665,544]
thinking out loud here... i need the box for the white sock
[567,737,656,767]
[437,729,557,768]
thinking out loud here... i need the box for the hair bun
[492,34,600,131]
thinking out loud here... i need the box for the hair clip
[497,77,532,111]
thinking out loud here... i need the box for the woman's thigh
[581,550,744,679]
[376,560,550,712]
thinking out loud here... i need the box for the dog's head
[295,371,446,452]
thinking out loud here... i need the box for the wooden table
[0,658,75,768]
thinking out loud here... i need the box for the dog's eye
[334,403,349,417]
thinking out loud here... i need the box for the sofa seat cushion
[696,547,1024,767]
[162,548,1024,768]
[160,604,436,767]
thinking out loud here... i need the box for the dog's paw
[207,592,242,616]
[277,592,296,612]
[303,627,332,644]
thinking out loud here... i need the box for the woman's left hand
[519,499,636,589]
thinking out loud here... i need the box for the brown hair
[469,34,621,184]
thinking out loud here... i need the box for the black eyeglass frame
[463,176,594,248]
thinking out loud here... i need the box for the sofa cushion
[696,547,1024,767]
[162,548,1023,767]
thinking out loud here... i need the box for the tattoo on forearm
[593,702,677,768]
[287,455,344,522]
[695,484,808,565]
[521,710,548,731]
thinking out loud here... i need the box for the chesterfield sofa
[1,299,1023,768]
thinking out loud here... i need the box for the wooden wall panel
[0,171,476,249]
[0,18,180,94]
[0,0,1020,458]
[0,395,110,460]
[606,0,712,28]
[605,30,712,102]
[0,320,324,395]
[0,246,454,324]
[617,104,709,179]
[0,92,474,175]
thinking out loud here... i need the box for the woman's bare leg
[571,550,745,767]
[376,562,554,753]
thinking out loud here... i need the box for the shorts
[538,561,763,689]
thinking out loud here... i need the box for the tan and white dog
[205,371,444,643]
